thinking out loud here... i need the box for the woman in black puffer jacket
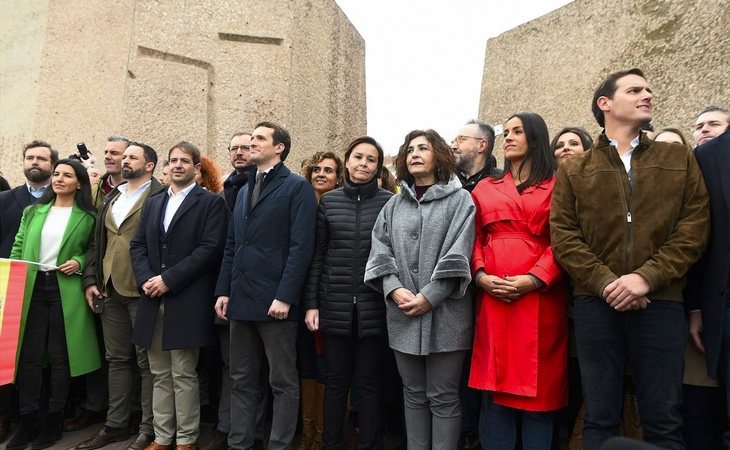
[304,136,393,450]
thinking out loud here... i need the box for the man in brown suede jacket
[550,68,709,450]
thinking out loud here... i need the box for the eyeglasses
[229,145,250,153]
[452,135,484,145]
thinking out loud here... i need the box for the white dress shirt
[111,180,152,227]
[163,183,196,232]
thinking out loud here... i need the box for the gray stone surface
[1,0,366,185]
[479,0,730,162]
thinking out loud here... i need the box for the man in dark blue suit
[215,122,317,450]
[0,140,57,443]
[130,141,228,450]
[687,106,730,447]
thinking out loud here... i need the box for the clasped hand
[477,274,537,302]
[390,288,432,316]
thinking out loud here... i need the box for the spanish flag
[0,259,29,385]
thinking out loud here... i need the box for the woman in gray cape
[365,129,475,449]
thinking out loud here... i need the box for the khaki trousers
[147,301,200,445]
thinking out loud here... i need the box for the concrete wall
[479,0,729,161]
[0,0,366,186]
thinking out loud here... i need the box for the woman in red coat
[469,112,568,450]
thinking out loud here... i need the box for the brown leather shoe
[143,442,172,450]
[63,409,106,432]
[175,444,198,450]
[75,427,130,450]
[127,433,155,450]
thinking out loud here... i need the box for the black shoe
[31,411,62,450]
[201,430,228,450]
[456,431,481,450]
[0,417,11,443]
[7,412,39,450]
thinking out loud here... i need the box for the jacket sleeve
[214,209,236,297]
[550,165,618,295]
[130,201,157,292]
[9,207,31,260]
[83,201,107,289]
[273,180,317,305]
[160,195,228,293]
[364,199,401,294]
[303,201,329,310]
[425,190,475,307]
[632,150,710,291]
[470,190,487,276]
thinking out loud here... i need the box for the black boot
[30,411,62,450]
[6,411,39,450]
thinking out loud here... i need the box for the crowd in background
[0,67,729,450]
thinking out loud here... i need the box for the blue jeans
[483,399,553,450]
[573,296,686,450]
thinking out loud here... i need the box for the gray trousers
[147,302,200,445]
[394,350,466,450]
[229,320,299,450]
[99,287,153,434]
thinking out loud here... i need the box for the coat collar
[31,201,88,260]
[343,178,378,200]
[399,174,462,203]
[164,183,203,233]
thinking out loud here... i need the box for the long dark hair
[394,129,456,186]
[37,158,96,214]
[498,112,556,192]
[550,126,594,152]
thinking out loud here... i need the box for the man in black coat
[450,119,500,192]
[130,141,227,449]
[0,140,56,443]
[686,106,730,446]
[215,122,317,450]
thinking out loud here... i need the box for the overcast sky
[334,0,574,154]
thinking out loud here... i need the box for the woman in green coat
[8,158,100,450]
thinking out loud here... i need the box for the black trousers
[322,328,385,450]
[17,271,70,414]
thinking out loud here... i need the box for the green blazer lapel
[25,203,51,263]
[59,203,86,255]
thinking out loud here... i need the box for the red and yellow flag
[0,259,29,385]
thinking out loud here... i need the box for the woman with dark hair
[304,136,392,449]
[0,174,11,191]
[302,151,344,200]
[195,155,223,192]
[377,166,398,194]
[7,158,100,450]
[365,129,475,449]
[469,113,567,450]
[551,126,593,165]
[297,150,343,450]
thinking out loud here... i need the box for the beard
[122,166,145,180]
[24,166,51,183]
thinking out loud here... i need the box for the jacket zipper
[612,146,635,274]
[351,193,362,337]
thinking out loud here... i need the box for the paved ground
[2,422,218,450]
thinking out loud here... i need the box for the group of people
[0,67,728,450]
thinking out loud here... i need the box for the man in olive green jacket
[75,143,164,450]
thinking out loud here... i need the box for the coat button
[162,244,167,248]
[412,267,418,273]
[161,263,166,269]
[411,232,418,239]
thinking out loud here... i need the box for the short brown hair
[394,129,456,186]
[302,151,343,187]
[23,140,59,165]
[168,141,201,165]
[592,68,646,128]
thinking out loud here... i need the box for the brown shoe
[127,433,155,450]
[144,442,173,450]
[63,409,106,432]
[175,444,198,450]
[75,427,130,449]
